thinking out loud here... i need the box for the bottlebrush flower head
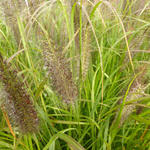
[82,26,91,81]
[116,65,148,127]
[42,41,78,104]
[0,54,38,133]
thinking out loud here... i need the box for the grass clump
[0,0,150,150]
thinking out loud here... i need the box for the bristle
[42,42,78,104]
[0,54,38,133]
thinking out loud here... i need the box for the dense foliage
[0,0,150,149]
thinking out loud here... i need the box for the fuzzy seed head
[42,42,78,104]
[116,65,148,127]
[0,55,38,133]
[119,83,144,126]
[82,27,91,81]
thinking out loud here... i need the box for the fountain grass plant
[0,0,150,149]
